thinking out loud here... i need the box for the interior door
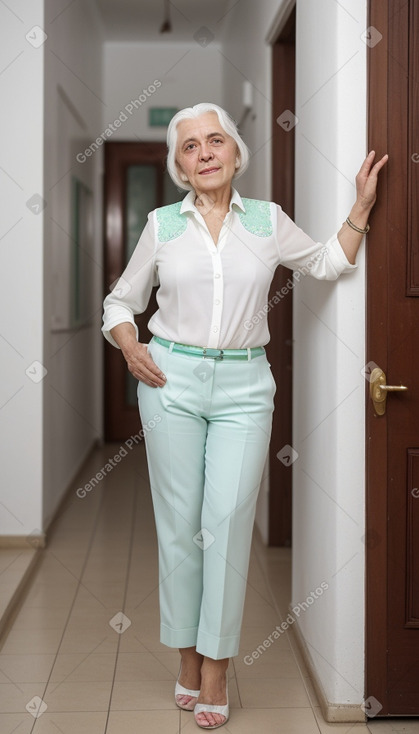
[366,0,419,714]
[103,142,181,441]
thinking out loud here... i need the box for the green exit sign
[149,107,178,127]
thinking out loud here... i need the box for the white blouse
[102,188,357,350]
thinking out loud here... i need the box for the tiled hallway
[0,443,415,733]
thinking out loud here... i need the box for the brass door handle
[370,367,408,415]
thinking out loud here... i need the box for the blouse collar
[179,186,246,216]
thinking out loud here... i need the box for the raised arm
[274,150,389,279]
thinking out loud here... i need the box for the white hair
[166,102,250,191]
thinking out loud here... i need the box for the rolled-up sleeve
[274,204,358,280]
[102,212,158,348]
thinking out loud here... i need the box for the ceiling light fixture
[160,0,172,33]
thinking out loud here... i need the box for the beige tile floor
[0,442,417,733]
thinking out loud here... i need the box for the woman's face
[175,112,239,196]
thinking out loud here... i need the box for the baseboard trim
[0,439,101,550]
[291,613,367,723]
[0,534,46,548]
[0,549,42,648]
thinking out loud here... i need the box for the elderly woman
[102,102,387,729]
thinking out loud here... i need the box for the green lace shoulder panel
[156,201,187,242]
[238,198,273,237]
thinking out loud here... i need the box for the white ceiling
[96,0,234,42]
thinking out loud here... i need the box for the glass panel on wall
[125,165,157,407]
[125,165,157,264]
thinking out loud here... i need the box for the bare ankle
[201,656,229,677]
[179,646,203,659]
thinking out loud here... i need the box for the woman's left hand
[355,150,389,211]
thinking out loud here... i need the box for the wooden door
[366,0,419,715]
[267,7,295,546]
[103,142,181,441]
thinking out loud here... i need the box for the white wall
[0,0,104,540]
[42,0,104,530]
[103,42,224,141]
[0,0,45,538]
[292,0,367,707]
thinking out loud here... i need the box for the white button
[214,273,221,278]
[212,326,218,332]
[214,299,221,305]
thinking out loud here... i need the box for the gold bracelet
[345,216,370,234]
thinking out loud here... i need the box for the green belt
[152,336,265,361]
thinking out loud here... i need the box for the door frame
[267,5,296,546]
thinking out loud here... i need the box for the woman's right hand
[108,323,167,387]
[123,342,167,387]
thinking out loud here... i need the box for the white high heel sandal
[174,664,200,711]
[194,672,229,729]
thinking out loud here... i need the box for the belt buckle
[203,348,224,361]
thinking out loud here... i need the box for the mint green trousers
[137,337,276,659]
